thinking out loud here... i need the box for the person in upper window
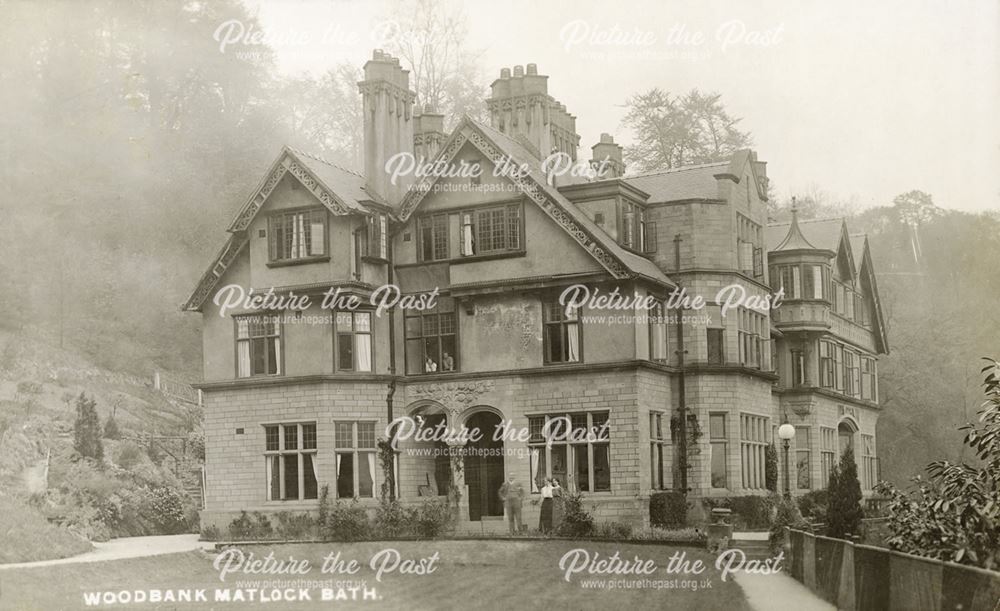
[442,352,454,371]
[425,356,437,373]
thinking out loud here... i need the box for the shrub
[703,495,776,529]
[322,500,370,541]
[650,491,688,528]
[114,442,145,470]
[201,524,221,541]
[765,443,778,492]
[769,496,808,554]
[796,490,829,520]
[228,511,274,540]
[873,358,1000,569]
[73,393,103,462]
[317,485,331,530]
[411,499,452,538]
[103,414,121,440]
[826,448,864,539]
[593,521,633,540]
[373,497,414,538]
[146,486,189,534]
[556,490,594,537]
[274,512,318,540]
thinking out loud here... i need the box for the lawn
[0,540,752,610]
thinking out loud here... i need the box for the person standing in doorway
[499,474,525,535]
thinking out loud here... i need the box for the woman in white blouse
[539,478,555,533]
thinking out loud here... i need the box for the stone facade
[188,52,888,533]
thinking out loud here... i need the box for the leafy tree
[826,447,864,538]
[383,0,488,127]
[103,413,121,440]
[74,393,104,462]
[877,358,1000,569]
[621,88,751,172]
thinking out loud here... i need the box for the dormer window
[362,213,388,261]
[619,201,656,254]
[269,209,326,262]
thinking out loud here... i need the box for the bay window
[740,413,768,490]
[264,422,317,501]
[820,427,836,487]
[650,412,668,490]
[334,311,372,372]
[795,426,811,490]
[335,421,376,499]
[709,413,728,489]
[528,411,610,493]
[236,314,281,378]
[861,357,877,401]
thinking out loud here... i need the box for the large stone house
[185,50,888,531]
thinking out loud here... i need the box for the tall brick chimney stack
[590,133,625,179]
[358,49,416,205]
[413,104,446,161]
[487,63,580,161]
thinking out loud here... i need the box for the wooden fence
[786,528,1000,611]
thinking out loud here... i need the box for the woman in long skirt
[539,478,554,533]
[551,479,564,533]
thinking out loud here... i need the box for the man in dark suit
[498,474,525,534]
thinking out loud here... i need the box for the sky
[246,0,999,212]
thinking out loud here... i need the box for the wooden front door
[464,411,505,521]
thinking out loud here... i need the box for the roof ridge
[769,216,845,226]
[626,161,729,178]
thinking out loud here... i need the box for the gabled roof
[226,147,378,232]
[396,117,674,287]
[184,146,381,312]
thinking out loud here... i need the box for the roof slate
[623,162,728,203]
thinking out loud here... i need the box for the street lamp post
[778,423,796,500]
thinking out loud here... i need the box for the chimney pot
[513,65,524,77]
[526,63,537,75]
[500,67,511,79]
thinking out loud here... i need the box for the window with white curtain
[334,311,372,372]
[527,412,610,493]
[269,209,326,261]
[264,422,317,501]
[648,299,668,363]
[544,298,580,364]
[236,315,281,378]
[335,421,376,499]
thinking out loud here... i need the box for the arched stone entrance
[398,401,452,498]
[838,418,858,456]
[463,410,505,521]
